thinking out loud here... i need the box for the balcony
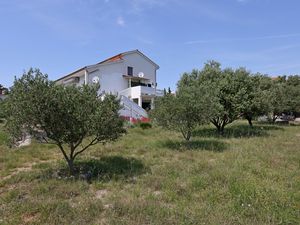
[119,86,164,99]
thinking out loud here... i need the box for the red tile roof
[97,54,123,64]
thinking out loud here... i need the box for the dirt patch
[22,212,39,224]
[296,133,300,137]
[95,189,109,199]
[153,190,162,196]
[208,158,217,166]
[103,203,113,209]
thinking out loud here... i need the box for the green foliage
[268,80,288,122]
[178,61,258,133]
[0,125,9,145]
[208,64,255,132]
[158,61,300,134]
[268,75,300,121]
[240,74,272,126]
[152,73,217,141]
[6,68,125,174]
[284,75,300,113]
[167,87,172,94]
[177,61,295,131]
[0,99,7,120]
[139,122,152,129]
[163,87,172,96]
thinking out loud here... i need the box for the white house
[56,50,163,120]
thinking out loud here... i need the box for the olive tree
[268,78,290,122]
[151,74,217,141]
[6,69,125,175]
[194,62,252,134]
[268,75,300,122]
[0,99,7,119]
[180,61,268,133]
[240,74,272,127]
[284,75,300,116]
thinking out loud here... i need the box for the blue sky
[1,0,300,90]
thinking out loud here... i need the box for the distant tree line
[151,61,300,140]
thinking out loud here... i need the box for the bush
[0,99,7,119]
[6,69,125,175]
[139,122,152,129]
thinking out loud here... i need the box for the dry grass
[0,121,299,224]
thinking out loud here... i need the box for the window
[127,66,133,76]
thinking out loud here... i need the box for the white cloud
[116,16,125,26]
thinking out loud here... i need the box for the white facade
[56,50,162,119]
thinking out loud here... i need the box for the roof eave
[56,49,159,82]
[55,66,86,82]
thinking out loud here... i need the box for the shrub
[139,122,152,129]
[6,68,126,175]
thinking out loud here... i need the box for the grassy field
[0,121,299,225]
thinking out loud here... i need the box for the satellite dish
[138,72,144,78]
[92,76,100,84]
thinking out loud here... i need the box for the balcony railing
[119,86,164,99]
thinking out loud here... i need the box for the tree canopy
[239,74,272,126]
[157,61,300,135]
[151,69,218,141]
[6,68,125,174]
[267,75,300,121]
[178,61,263,133]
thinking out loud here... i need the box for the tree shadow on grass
[193,124,283,139]
[41,156,147,183]
[160,139,228,152]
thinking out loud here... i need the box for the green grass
[0,121,299,224]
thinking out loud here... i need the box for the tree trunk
[215,124,224,135]
[220,124,225,135]
[186,130,191,141]
[216,125,221,133]
[246,115,253,127]
[182,129,191,141]
[57,144,76,176]
[248,119,253,127]
[212,117,228,135]
[67,159,75,176]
